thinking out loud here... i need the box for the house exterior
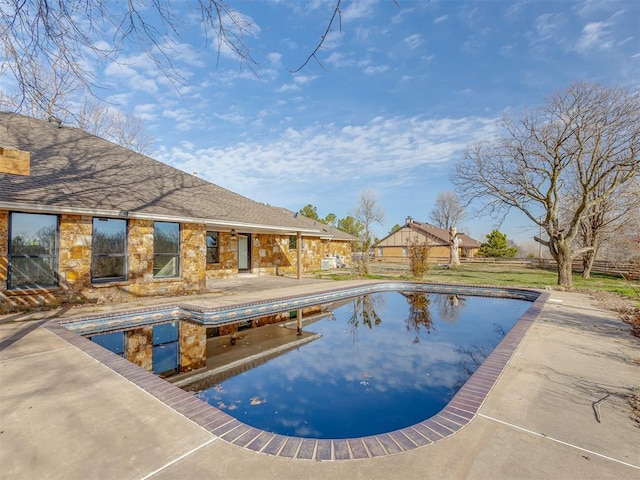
[0,113,354,313]
[375,217,481,262]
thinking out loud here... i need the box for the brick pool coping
[45,283,549,461]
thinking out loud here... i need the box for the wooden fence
[375,256,639,280]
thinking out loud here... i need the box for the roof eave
[0,201,321,235]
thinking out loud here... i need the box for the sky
[41,1,640,244]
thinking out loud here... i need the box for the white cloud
[267,52,283,66]
[575,21,614,53]
[534,13,562,41]
[103,53,161,93]
[364,64,389,75]
[276,83,299,92]
[293,74,317,85]
[404,34,424,49]
[342,0,378,23]
[156,114,499,207]
[434,15,449,24]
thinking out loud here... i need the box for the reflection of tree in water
[403,292,434,344]
[346,294,384,349]
[430,294,466,324]
[347,294,384,330]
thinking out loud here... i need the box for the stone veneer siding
[0,210,8,306]
[1,209,353,313]
[251,235,352,275]
[0,212,214,313]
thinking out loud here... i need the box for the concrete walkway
[1,278,639,479]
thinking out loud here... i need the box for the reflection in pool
[194,291,530,439]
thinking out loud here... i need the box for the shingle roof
[0,112,319,234]
[375,220,481,248]
[410,221,481,247]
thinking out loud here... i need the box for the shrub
[408,238,431,277]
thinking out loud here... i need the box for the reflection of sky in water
[197,292,529,439]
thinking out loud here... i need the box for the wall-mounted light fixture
[118,210,129,217]
[230,229,236,238]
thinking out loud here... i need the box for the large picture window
[206,231,219,264]
[8,212,58,289]
[92,218,127,282]
[154,222,180,278]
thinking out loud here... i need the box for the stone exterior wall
[251,235,352,275]
[205,231,238,279]
[58,215,93,303]
[1,208,353,313]
[252,234,294,275]
[0,211,8,304]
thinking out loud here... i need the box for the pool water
[195,291,529,439]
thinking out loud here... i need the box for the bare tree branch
[429,191,466,229]
[289,0,343,73]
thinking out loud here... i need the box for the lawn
[317,261,640,300]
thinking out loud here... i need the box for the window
[402,247,408,258]
[288,235,297,249]
[377,247,383,257]
[206,231,219,264]
[92,218,127,282]
[8,212,58,289]
[153,222,180,278]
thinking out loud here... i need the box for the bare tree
[104,110,156,154]
[351,190,384,276]
[1,1,260,110]
[453,82,639,287]
[429,191,466,229]
[1,0,367,110]
[578,178,640,278]
[2,84,156,155]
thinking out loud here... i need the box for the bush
[408,238,431,277]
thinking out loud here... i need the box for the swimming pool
[189,290,529,438]
[57,281,546,459]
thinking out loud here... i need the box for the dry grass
[590,290,640,337]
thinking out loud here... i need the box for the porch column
[296,231,302,280]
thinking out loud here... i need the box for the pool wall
[47,282,549,461]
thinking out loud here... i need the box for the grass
[315,262,640,301]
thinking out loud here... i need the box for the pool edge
[45,283,550,461]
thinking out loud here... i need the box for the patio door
[238,234,250,271]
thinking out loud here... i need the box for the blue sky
[93,0,639,245]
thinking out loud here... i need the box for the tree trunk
[548,237,574,287]
[449,226,460,267]
[557,257,574,286]
[582,250,596,279]
[581,239,600,279]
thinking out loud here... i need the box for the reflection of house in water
[85,302,341,391]
[175,300,357,391]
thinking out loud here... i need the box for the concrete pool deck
[1,277,639,479]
